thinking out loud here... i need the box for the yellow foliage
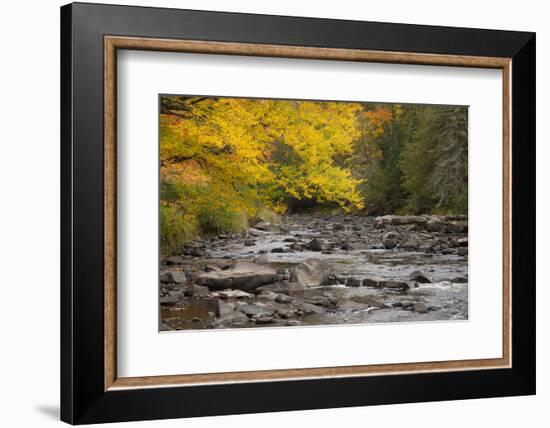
[160,96,369,242]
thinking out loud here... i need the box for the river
[160,213,468,330]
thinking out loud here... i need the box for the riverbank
[160,214,468,330]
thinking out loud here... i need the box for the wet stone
[239,304,276,318]
[410,270,431,283]
[412,302,429,313]
[300,302,325,315]
[346,278,363,287]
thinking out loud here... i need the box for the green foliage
[196,197,248,235]
[353,104,468,215]
[160,204,197,256]
[401,106,468,214]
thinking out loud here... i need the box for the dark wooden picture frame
[61,2,535,424]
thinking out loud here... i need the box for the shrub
[196,198,248,235]
[250,206,281,225]
[160,204,197,256]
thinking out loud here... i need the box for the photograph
[159,95,469,331]
[53,1,536,425]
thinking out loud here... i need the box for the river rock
[168,288,186,298]
[210,311,249,328]
[346,277,363,287]
[216,300,236,317]
[457,237,468,247]
[160,271,187,284]
[363,278,380,288]
[239,304,276,318]
[377,280,410,291]
[256,281,305,294]
[303,295,336,307]
[160,272,176,284]
[340,241,367,251]
[275,293,295,304]
[182,247,207,257]
[160,295,180,304]
[195,262,277,291]
[447,221,468,233]
[375,215,428,226]
[166,256,185,265]
[254,220,279,232]
[397,301,415,310]
[255,254,270,265]
[211,289,254,299]
[252,314,275,324]
[160,322,174,331]
[349,295,384,307]
[190,283,210,297]
[418,240,438,252]
[289,258,331,287]
[331,274,347,285]
[426,219,447,233]
[337,300,372,311]
[400,239,419,251]
[383,231,400,249]
[412,302,429,313]
[305,238,324,251]
[300,302,326,315]
[287,242,303,251]
[457,247,468,256]
[410,270,431,283]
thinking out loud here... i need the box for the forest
[160,95,468,256]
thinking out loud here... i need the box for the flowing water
[161,214,469,329]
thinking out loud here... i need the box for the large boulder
[375,215,428,227]
[195,262,277,291]
[289,258,331,287]
[160,271,187,284]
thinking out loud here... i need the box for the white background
[0,0,546,427]
[118,51,503,377]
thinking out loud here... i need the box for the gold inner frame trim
[104,35,512,391]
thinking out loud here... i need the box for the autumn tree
[160,96,363,253]
[159,96,468,255]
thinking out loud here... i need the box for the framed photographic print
[60,2,536,424]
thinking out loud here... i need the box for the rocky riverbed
[160,214,468,331]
